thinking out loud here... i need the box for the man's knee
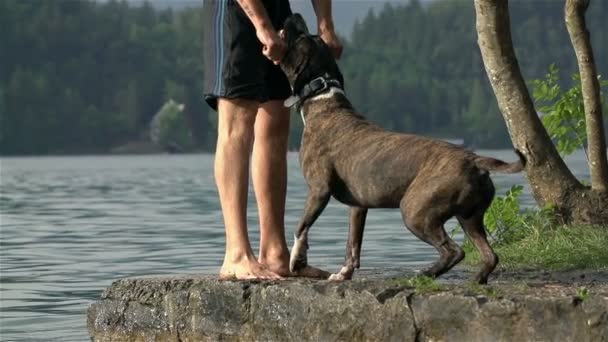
[217,98,258,142]
[255,102,290,142]
[256,121,290,143]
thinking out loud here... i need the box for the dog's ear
[285,13,309,34]
[291,13,310,34]
[282,13,309,45]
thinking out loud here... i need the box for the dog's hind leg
[457,213,498,284]
[400,197,464,279]
[290,190,331,272]
[329,207,367,281]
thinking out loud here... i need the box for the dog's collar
[284,75,343,109]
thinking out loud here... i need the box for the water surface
[0,150,590,341]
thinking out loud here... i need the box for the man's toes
[255,265,283,280]
[264,272,283,280]
[219,262,283,281]
[218,273,238,281]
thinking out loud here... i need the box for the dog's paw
[328,273,345,282]
[418,264,440,278]
[289,238,308,272]
[289,255,308,272]
[474,273,489,285]
[328,266,354,282]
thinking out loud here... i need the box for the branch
[565,0,608,192]
[473,0,581,207]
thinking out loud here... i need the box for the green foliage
[149,99,193,150]
[532,64,608,157]
[0,86,5,146]
[0,0,207,154]
[466,283,501,298]
[1,0,607,154]
[531,64,606,157]
[465,203,608,270]
[496,223,608,270]
[483,185,525,240]
[455,183,608,271]
[576,286,590,301]
[454,184,555,252]
[341,0,607,149]
[393,275,445,294]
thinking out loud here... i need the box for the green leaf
[532,65,588,158]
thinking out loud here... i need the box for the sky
[289,0,413,37]
[107,0,421,38]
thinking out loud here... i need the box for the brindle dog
[279,14,525,284]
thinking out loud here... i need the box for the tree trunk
[565,0,608,193]
[473,0,608,224]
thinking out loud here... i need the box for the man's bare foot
[219,257,282,280]
[259,250,291,277]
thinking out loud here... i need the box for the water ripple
[0,151,590,341]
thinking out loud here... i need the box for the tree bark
[565,0,608,193]
[473,0,608,224]
[473,0,581,204]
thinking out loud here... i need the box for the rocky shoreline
[87,268,608,341]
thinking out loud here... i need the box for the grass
[465,282,502,298]
[454,185,608,272]
[393,275,445,294]
[464,223,608,271]
[576,286,590,301]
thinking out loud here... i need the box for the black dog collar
[284,75,343,109]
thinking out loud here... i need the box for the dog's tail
[473,149,526,174]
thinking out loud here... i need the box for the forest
[1,0,606,155]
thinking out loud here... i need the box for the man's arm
[236,0,286,64]
[236,0,274,33]
[311,0,343,58]
[311,0,335,34]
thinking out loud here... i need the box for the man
[203,0,343,279]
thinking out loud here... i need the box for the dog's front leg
[329,207,367,281]
[290,190,331,272]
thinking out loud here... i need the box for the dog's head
[279,14,344,94]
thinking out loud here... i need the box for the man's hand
[319,27,343,59]
[257,26,286,65]
[236,0,286,64]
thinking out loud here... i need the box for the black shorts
[203,0,293,111]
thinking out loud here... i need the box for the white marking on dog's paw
[289,238,308,272]
[328,273,345,281]
[328,266,354,281]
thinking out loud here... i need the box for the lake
[0,150,590,341]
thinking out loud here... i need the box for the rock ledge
[87,274,608,342]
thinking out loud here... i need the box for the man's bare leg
[253,100,330,279]
[252,100,291,275]
[216,98,280,280]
